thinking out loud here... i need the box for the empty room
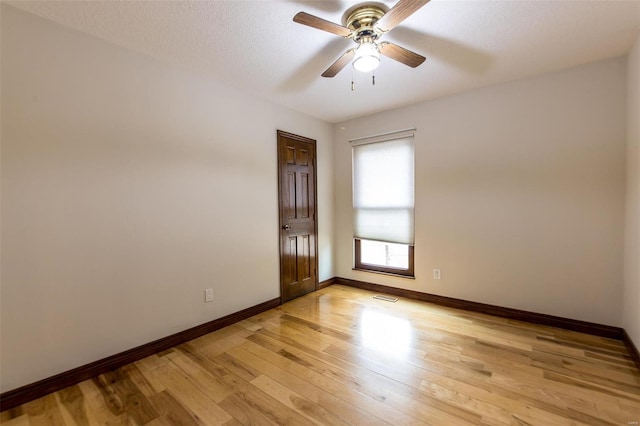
[1,0,639,424]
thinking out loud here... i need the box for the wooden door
[277,131,318,303]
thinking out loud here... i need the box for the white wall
[0,5,334,392]
[623,33,640,349]
[334,58,627,327]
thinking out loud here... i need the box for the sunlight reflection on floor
[360,309,413,358]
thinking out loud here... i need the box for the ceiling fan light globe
[353,42,380,72]
[353,56,380,72]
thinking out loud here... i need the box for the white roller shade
[352,136,414,245]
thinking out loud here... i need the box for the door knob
[283,224,291,231]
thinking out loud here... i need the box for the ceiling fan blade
[375,0,430,33]
[322,49,356,78]
[293,12,352,38]
[379,42,426,68]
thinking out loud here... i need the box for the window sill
[352,268,415,279]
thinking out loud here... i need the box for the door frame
[277,130,319,303]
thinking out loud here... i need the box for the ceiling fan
[293,0,429,78]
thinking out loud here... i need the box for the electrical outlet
[433,269,441,280]
[205,288,214,303]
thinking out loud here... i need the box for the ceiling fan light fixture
[353,42,380,73]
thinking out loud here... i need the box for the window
[352,131,415,277]
[355,239,414,276]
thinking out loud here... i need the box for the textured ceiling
[7,0,640,123]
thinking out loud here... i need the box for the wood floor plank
[75,380,132,425]
[163,349,234,403]
[173,343,319,425]
[217,379,316,426]
[148,390,201,426]
[249,328,484,425]
[2,285,639,425]
[238,339,425,425]
[249,374,348,426]
[0,416,30,426]
[136,354,232,425]
[23,394,66,426]
[93,369,158,424]
[0,408,24,424]
[56,385,90,425]
[224,345,390,426]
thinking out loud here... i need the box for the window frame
[354,238,415,278]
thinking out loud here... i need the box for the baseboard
[318,277,337,289]
[0,297,280,412]
[3,279,637,411]
[334,277,625,340]
[622,329,640,370]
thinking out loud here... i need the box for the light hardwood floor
[1,284,639,425]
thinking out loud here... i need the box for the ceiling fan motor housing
[345,5,387,43]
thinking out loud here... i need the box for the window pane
[360,239,409,269]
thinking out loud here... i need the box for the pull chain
[351,67,355,91]
[349,71,378,91]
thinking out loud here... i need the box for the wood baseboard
[318,277,336,289]
[3,278,637,411]
[622,329,640,370]
[0,297,280,412]
[334,277,625,340]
